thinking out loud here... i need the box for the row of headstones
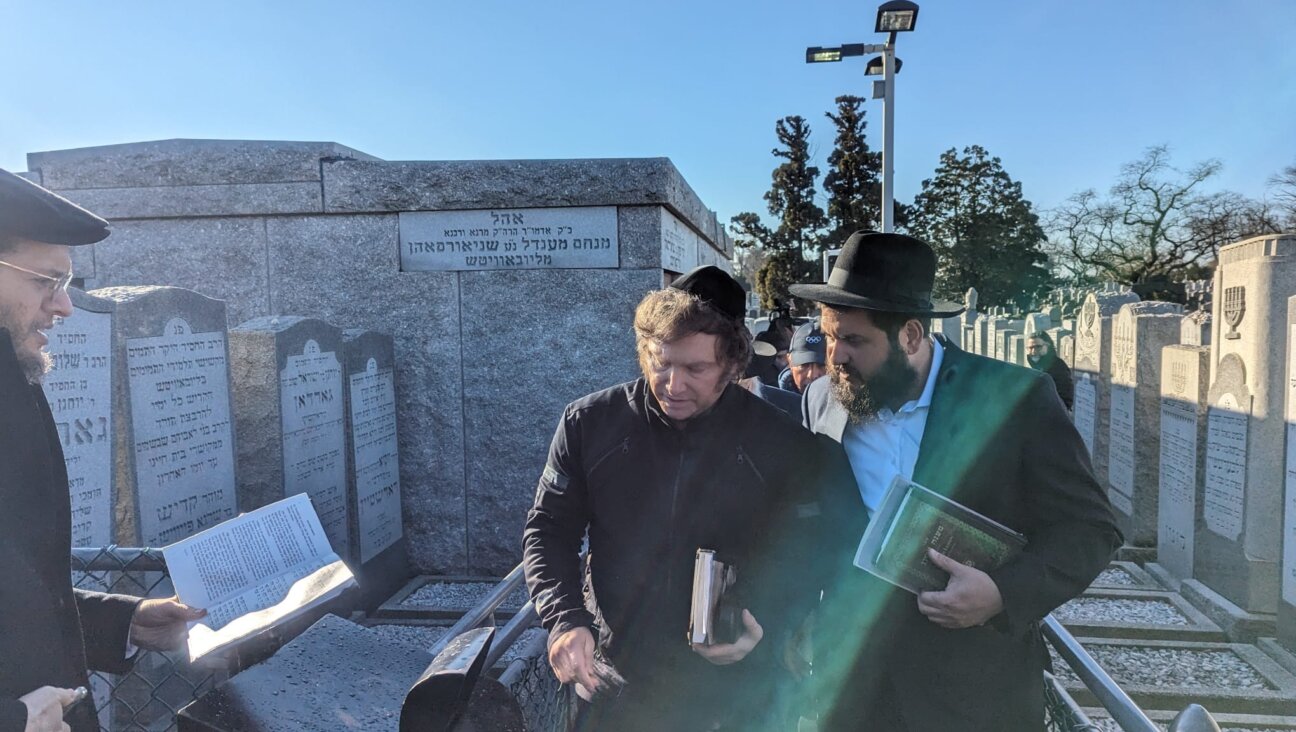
[941,235,1296,653]
[46,284,403,574]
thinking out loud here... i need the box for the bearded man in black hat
[0,169,206,732]
[523,265,851,731]
[790,231,1121,732]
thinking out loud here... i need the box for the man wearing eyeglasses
[0,169,206,732]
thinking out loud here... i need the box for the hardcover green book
[854,476,1026,594]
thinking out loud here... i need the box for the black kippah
[670,265,746,320]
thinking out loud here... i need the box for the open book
[853,475,1026,594]
[162,493,357,661]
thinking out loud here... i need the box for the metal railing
[71,546,222,732]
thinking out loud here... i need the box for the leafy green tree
[731,115,826,310]
[908,145,1051,309]
[822,95,882,245]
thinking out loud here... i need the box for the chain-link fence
[71,547,222,732]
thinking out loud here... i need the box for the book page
[162,493,357,660]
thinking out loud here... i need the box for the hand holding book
[915,548,1007,628]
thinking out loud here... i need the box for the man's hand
[691,609,764,665]
[548,626,601,693]
[20,686,77,732]
[129,597,207,652]
[917,549,1004,629]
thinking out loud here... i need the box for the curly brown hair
[633,288,752,382]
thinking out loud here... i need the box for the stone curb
[1181,579,1278,643]
[373,574,523,620]
[1061,588,1225,641]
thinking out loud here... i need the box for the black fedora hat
[0,167,110,246]
[789,230,963,317]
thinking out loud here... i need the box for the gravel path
[400,581,530,609]
[1049,646,1273,690]
[1088,715,1287,732]
[1093,567,1139,587]
[1054,597,1189,626]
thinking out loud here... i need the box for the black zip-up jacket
[522,378,852,727]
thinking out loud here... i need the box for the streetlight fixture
[806,1,920,234]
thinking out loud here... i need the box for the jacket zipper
[736,445,766,487]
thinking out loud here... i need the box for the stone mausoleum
[24,138,734,574]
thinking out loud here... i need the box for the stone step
[1058,588,1226,642]
[1180,579,1278,644]
[1053,638,1296,715]
[372,575,527,620]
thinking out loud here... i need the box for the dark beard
[0,317,52,385]
[828,343,919,424]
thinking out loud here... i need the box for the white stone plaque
[349,358,402,563]
[1204,394,1247,541]
[46,308,113,546]
[280,340,349,556]
[661,208,701,274]
[1160,395,1198,576]
[1074,376,1097,458]
[127,318,237,545]
[399,207,618,271]
[1285,324,1296,605]
[1107,384,1136,515]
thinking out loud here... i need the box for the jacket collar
[912,335,970,493]
[819,334,958,444]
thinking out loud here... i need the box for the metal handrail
[428,562,528,658]
[1043,614,1158,732]
[486,601,540,668]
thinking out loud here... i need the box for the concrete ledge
[1058,589,1225,641]
[322,157,722,248]
[1182,579,1277,643]
[1057,638,1296,715]
[1116,545,1158,564]
[1090,561,1164,591]
[1259,638,1296,678]
[55,182,325,219]
[1144,561,1183,592]
[373,575,526,621]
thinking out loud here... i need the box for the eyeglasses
[0,259,74,298]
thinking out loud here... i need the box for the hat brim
[788,283,965,318]
[789,350,824,366]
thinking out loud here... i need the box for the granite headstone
[1158,343,1211,579]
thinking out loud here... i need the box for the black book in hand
[854,476,1027,594]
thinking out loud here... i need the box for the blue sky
[3,0,1294,227]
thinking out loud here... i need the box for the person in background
[1027,330,1074,410]
[779,322,827,394]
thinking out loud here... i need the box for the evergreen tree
[731,115,826,310]
[823,95,882,245]
[908,145,1051,309]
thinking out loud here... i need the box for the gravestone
[1198,234,1296,614]
[230,317,351,557]
[1105,302,1183,545]
[1024,312,1052,336]
[1181,310,1211,347]
[1073,290,1141,484]
[961,288,979,352]
[973,316,988,356]
[1008,333,1026,366]
[92,286,238,545]
[1059,334,1075,369]
[1158,344,1211,580]
[1281,297,1296,649]
[343,329,408,606]
[994,320,1023,362]
[44,289,116,547]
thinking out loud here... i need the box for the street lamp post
[806,0,919,234]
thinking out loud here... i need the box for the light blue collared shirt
[840,337,944,516]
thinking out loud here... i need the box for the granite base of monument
[177,615,524,732]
